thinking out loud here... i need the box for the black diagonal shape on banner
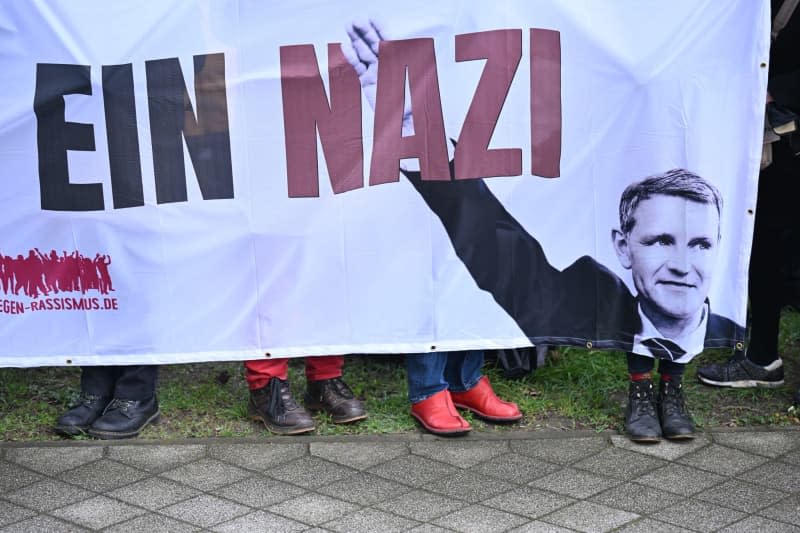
[641,338,687,361]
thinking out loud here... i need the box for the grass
[1,313,799,441]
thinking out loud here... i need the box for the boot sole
[452,403,523,423]
[54,424,89,437]
[664,433,695,441]
[304,394,369,425]
[330,413,368,424]
[87,411,161,440]
[410,411,471,437]
[627,434,661,443]
[250,414,315,435]
[305,403,368,424]
[698,376,784,388]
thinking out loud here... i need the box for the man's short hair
[618,168,723,235]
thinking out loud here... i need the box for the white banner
[0,1,768,367]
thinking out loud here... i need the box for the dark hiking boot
[55,393,110,436]
[249,378,315,435]
[658,379,695,440]
[88,396,160,439]
[625,379,661,443]
[305,377,367,424]
[697,353,784,388]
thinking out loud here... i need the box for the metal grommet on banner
[65,359,72,364]
[735,342,744,351]
[264,352,271,358]
[430,345,436,351]
[747,209,754,215]
[585,341,593,349]
[760,62,767,68]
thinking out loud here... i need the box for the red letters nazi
[280,28,562,198]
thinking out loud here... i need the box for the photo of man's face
[614,194,720,326]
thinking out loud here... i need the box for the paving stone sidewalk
[1,429,800,532]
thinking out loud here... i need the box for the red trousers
[244,355,343,390]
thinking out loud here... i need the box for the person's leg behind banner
[88,365,160,439]
[656,359,693,440]
[303,355,367,424]
[407,351,471,436]
[407,350,521,436]
[697,143,797,390]
[625,353,661,442]
[55,366,117,436]
[625,352,694,443]
[447,350,522,423]
[244,357,314,435]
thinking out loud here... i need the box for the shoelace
[632,383,656,417]
[636,397,656,417]
[280,382,301,409]
[660,384,687,416]
[328,378,354,399]
[266,379,299,415]
[105,399,135,413]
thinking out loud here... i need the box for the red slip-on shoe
[450,376,523,422]
[410,389,471,436]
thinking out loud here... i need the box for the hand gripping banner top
[0,1,769,366]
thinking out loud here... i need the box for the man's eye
[692,240,713,250]
[643,237,673,246]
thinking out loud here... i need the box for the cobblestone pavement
[1,429,799,532]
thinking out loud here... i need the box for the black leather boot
[625,379,661,443]
[305,377,367,424]
[87,396,160,439]
[55,393,110,436]
[658,379,695,440]
[249,378,315,435]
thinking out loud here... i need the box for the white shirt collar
[632,302,709,363]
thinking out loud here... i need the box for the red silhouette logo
[0,249,114,299]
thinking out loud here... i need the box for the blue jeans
[406,350,484,404]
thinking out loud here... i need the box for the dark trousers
[626,352,685,377]
[748,141,800,364]
[81,365,158,400]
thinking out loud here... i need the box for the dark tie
[641,338,687,361]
